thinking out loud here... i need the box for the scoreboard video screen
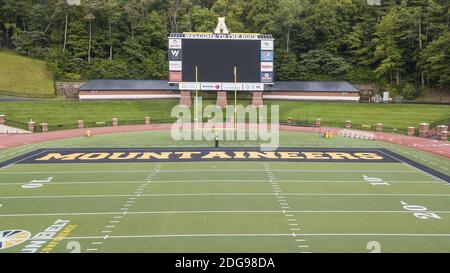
[168,33,274,91]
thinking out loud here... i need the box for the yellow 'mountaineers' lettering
[36,153,85,161]
[202,152,232,159]
[247,152,278,159]
[277,152,304,159]
[109,153,141,160]
[138,152,173,160]
[78,153,111,160]
[354,153,384,160]
[174,152,202,159]
[232,152,247,159]
[327,152,358,160]
[302,152,328,160]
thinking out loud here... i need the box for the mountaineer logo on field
[0,230,31,250]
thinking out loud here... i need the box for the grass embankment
[0,50,55,98]
[0,99,448,130]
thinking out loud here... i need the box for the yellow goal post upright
[234,66,237,131]
[195,65,199,123]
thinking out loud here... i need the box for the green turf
[0,50,55,98]
[0,160,449,253]
[0,99,448,130]
[0,130,449,253]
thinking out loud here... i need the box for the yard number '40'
[363,175,389,186]
[400,201,441,220]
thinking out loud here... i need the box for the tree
[104,0,121,60]
[275,49,300,80]
[419,31,450,87]
[299,49,351,79]
[83,12,95,63]
[276,0,305,53]
[179,5,216,32]
[54,0,70,52]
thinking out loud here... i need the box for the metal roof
[79,80,178,91]
[79,80,359,92]
[266,81,360,92]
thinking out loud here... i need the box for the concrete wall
[78,90,180,100]
[55,82,86,99]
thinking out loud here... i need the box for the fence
[2,117,444,138]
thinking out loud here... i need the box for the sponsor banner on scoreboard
[261,51,274,61]
[179,82,201,90]
[169,61,182,71]
[243,83,264,91]
[261,72,274,83]
[169,49,182,61]
[261,62,274,72]
[169,72,182,82]
[222,83,243,91]
[168,39,182,49]
[261,40,274,50]
[201,83,222,91]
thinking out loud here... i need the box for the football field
[1,147,449,253]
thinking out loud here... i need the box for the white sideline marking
[0,149,49,166]
[378,150,447,183]
[86,248,98,251]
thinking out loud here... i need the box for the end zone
[0,148,448,182]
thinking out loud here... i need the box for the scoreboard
[168,33,274,91]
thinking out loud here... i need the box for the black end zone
[0,147,448,183]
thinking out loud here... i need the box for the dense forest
[0,0,449,98]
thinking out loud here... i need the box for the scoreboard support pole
[234,66,237,130]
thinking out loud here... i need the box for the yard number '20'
[400,201,441,220]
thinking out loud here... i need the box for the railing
[2,117,444,138]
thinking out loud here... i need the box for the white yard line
[0,180,440,186]
[2,192,450,199]
[3,210,450,218]
[59,233,450,241]
[0,170,417,174]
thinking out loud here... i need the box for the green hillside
[0,50,55,98]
